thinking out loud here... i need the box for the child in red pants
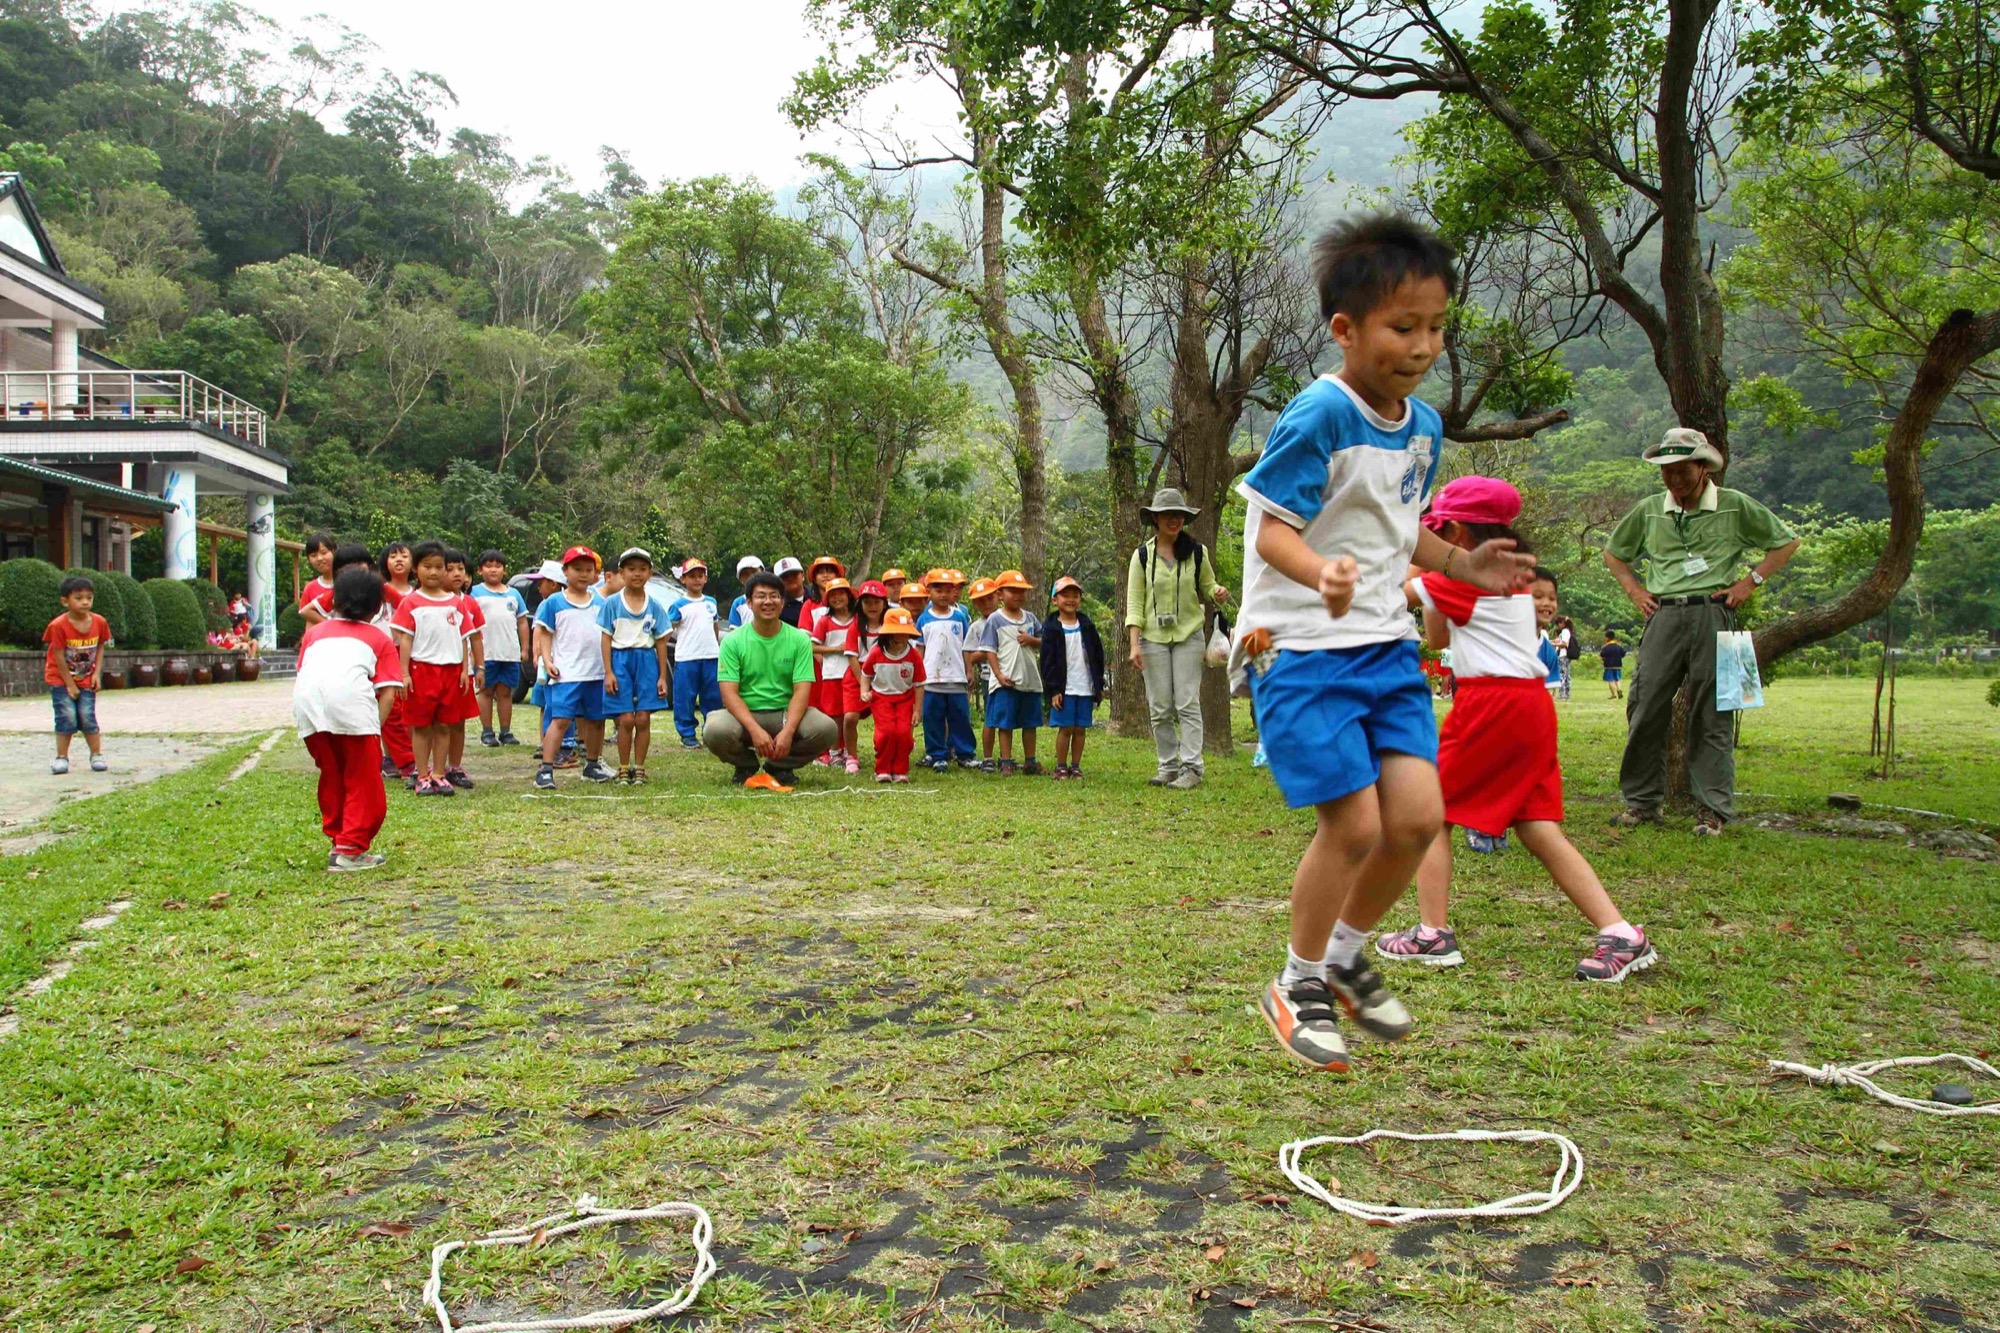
[857,607,926,782]
[293,567,404,871]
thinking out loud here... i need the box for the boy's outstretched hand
[1457,539,1537,594]
[1319,555,1359,619]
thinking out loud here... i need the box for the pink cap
[1422,476,1522,531]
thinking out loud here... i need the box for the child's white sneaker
[89,754,108,772]
[875,773,892,784]
[50,756,69,775]
[845,755,861,775]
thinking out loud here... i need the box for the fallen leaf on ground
[1232,1295,1259,1308]
[174,1254,211,1274]
[102,1226,134,1240]
[358,1222,413,1239]
[1093,1257,1117,1272]
[206,892,229,909]
[530,1226,548,1247]
[1356,1249,1380,1269]
[1204,1244,1227,1261]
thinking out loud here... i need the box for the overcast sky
[241,0,959,193]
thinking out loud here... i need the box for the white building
[0,171,290,645]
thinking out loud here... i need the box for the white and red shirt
[859,643,925,695]
[389,589,475,665]
[298,577,334,622]
[815,613,859,680]
[293,618,402,737]
[1413,574,1543,680]
[373,580,407,630]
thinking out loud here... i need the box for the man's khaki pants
[705,707,839,782]
[1618,598,1737,819]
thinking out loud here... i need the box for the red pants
[871,692,916,776]
[305,732,388,855]
[381,696,414,771]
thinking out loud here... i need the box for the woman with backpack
[1124,488,1231,789]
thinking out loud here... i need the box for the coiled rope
[1279,1128,1584,1225]
[422,1194,716,1333]
[1768,1053,2000,1117]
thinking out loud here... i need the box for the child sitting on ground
[1374,477,1657,982]
[44,574,112,775]
[388,541,476,797]
[979,570,1044,776]
[596,547,671,785]
[1038,576,1106,780]
[858,606,926,782]
[293,567,403,872]
[471,550,529,747]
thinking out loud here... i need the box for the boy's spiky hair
[59,574,95,597]
[1311,212,1458,323]
[410,539,448,567]
[477,549,507,568]
[443,547,469,567]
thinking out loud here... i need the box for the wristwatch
[1749,570,1766,587]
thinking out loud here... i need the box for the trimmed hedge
[0,557,64,647]
[101,569,156,648]
[65,567,126,644]
[182,577,231,633]
[143,577,206,651]
[277,601,305,649]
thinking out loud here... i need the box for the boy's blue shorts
[607,648,670,712]
[51,686,98,736]
[1248,641,1437,809]
[1604,668,1622,682]
[541,679,607,722]
[987,686,1041,731]
[1048,693,1096,728]
[482,660,522,692]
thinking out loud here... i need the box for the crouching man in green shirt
[707,571,838,788]
[1603,429,1802,835]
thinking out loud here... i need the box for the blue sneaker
[1251,742,1268,769]
[1466,828,1508,854]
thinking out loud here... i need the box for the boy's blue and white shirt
[469,583,529,662]
[535,589,607,681]
[1233,374,1442,681]
[595,591,670,652]
[916,604,972,689]
[726,594,753,632]
[667,594,721,660]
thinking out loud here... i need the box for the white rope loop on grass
[1280,1128,1585,1225]
[1768,1053,2000,1117]
[423,1194,716,1333]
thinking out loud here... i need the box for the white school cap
[736,555,765,574]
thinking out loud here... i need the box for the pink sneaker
[1374,924,1464,967]
[845,755,861,775]
[1574,928,1658,983]
[875,773,892,784]
[892,774,909,783]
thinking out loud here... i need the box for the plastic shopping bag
[1714,630,1764,712]
[1205,613,1233,668]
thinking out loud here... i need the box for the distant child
[471,550,530,746]
[896,581,929,619]
[915,572,975,770]
[388,541,475,796]
[1039,577,1106,780]
[979,570,1044,775]
[1600,630,1626,699]
[344,543,413,780]
[726,556,765,632]
[535,546,611,789]
[1375,476,1658,982]
[44,574,112,774]
[811,578,861,773]
[1532,570,1563,693]
[801,555,844,636]
[293,567,402,872]
[668,558,723,749]
[965,576,1001,769]
[298,531,338,625]
[858,607,926,782]
[1232,213,1535,1073]
[853,580,891,725]
[879,568,909,604]
[597,547,671,783]
[439,547,485,789]
[228,589,251,635]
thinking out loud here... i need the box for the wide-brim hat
[808,554,847,577]
[879,607,920,637]
[1643,428,1724,469]
[879,567,907,582]
[967,577,998,600]
[928,568,965,587]
[820,577,853,599]
[897,583,930,602]
[1141,487,1199,519]
[993,569,1033,591]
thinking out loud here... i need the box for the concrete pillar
[51,319,78,412]
[161,467,197,579]
[66,496,85,567]
[246,492,277,648]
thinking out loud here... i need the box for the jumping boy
[1601,630,1627,699]
[389,541,476,796]
[471,551,530,745]
[979,570,1043,775]
[1232,213,1535,1073]
[597,547,671,783]
[533,546,612,789]
[293,566,403,871]
[668,559,723,749]
[44,574,112,774]
[916,571,975,770]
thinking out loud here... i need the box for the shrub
[101,569,156,648]
[277,601,305,649]
[142,577,205,650]
[1989,678,2000,708]
[0,557,64,647]
[64,567,125,644]
[182,578,231,633]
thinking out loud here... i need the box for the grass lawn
[1,677,1995,1331]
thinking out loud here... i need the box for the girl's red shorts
[1437,677,1564,836]
[815,674,862,717]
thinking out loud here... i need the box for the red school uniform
[859,642,925,777]
[298,577,334,622]
[813,613,861,717]
[389,590,474,728]
[294,618,403,855]
[452,592,487,723]
[44,612,112,688]
[375,582,415,770]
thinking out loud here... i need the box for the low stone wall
[0,648,269,698]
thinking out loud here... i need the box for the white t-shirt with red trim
[1413,573,1543,680]
[389,589,475,665]
[293,618,402,737]
[298,577,334,621]
[859,643,925,696]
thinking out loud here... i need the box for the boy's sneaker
[955,757,982,771]
[1465,828,1508,854]
[533,764,556,790]
[682,739,702,750]
[1259,974,1350,1072]
[480,729,499,747]
[997,759,1019,776]
[1148,767,1178,786]
[444,767,474,789]
[1168,770,1203,790]
[582,758,615,783]
[1251,743,1268,769]
[1575,928,1659,983]
[497,730,520,746]
[329,851,387,873]
[380,756,400,777]
[89,754,108,772]
[1326,958,1413,1041]
[979,758,998,774]
[1021,759,1044,777]
[1375,924,1465,968]
[50,757,69,775]
[632,767,648,785]
[554,751,580,770]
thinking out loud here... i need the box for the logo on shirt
[1400,436,1434,504]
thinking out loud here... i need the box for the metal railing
[1,369,268,449]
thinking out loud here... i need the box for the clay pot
[162,657,191,686]
[213,659,237,683]
[192,665,213,685]
[131,662,159,687]
[238,660,262,683]
[101,670,127,690]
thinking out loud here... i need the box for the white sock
[1602,920,1641,942]
[1280,950,1325,986]
[1323,920,1368,970]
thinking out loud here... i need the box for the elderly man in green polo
[1603,428,1802,835]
